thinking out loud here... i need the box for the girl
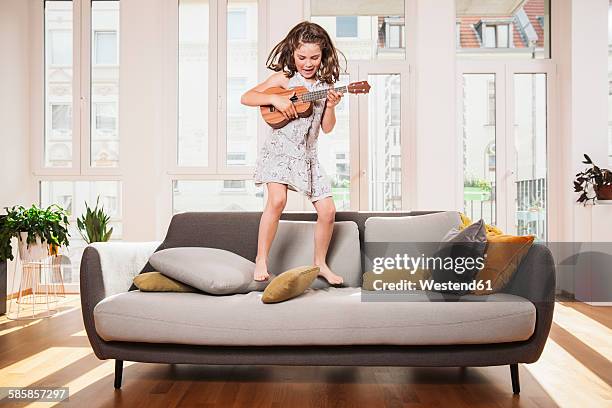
[241,21,346,284]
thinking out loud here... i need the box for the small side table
[7,254,60,320]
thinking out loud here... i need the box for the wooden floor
[0,296,610,408]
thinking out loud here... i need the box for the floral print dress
[253,72,333,202]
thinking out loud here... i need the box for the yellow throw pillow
[133,271,197,293]
[473,234,535,295]
[261,265,319,303]
[362,268,431,291]
[459,212,503,236]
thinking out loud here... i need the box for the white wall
[0,0,37,294]
[413,0,458,211]
[568,0,610,243]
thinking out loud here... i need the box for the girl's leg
[312,196,343,285]
[254,182,288,281]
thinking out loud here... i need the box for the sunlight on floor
[0,347,93,388]
[552,303,612,361]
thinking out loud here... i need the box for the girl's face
[293,42,322,79]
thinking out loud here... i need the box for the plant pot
[595,184,612,200]
[17,232,50,262]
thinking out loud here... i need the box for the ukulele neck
[300,85,348,102]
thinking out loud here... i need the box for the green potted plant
[573,154,612,205]
[77,197,114,244]
[0,204,70,262]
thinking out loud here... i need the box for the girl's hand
[270,94,298,120]
[326,89,344,109]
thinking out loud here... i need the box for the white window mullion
[211,0,222,174]
[79,0,90,176]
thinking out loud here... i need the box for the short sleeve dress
[253,72,333,203]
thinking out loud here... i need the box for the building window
[228,9,247,40]
[480,23,511,48]
[94,102,117,131]
[51,104,72,131]
[49,30,72,66]
[336,16,358,38]
[487,80,496,125]
[94,31,118,65]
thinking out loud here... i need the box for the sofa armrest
[502,242,556,363]
[80,241,161,358]
[504,242,556,304]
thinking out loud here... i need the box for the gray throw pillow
[148,247,269,295]
[430,219,487,295]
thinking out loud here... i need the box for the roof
[458,0,546,49]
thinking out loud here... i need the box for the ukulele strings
[300,85,349,102]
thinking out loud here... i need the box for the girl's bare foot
[315,262,343,285]
[254,258,270,281]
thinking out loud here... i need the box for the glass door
[357,63,410,210]
[458,61,553,241]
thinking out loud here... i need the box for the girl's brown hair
[266,21,347,85]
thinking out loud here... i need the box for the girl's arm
[241,72,298,120]
[321,89,343,134]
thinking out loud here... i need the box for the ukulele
[260,81,371,129]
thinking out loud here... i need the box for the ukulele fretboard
[300,85,348,102]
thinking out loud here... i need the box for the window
[336,16,357,38]
[368,74,402,211]
[316,74,351,210]
[42,0,122,170]
[91,1,120,168]
[311,0,405,60]
[385,19,404,48]
[94,31,118,65]
[226,0,258,167]
[172,180,263,212]
[456,0,550,59]
[40,180,122,286]
[514,73,547,241]
[94,103,117,131]
[44,1,73,168]
[487,79,495,125]
[462,74,496,226]
[49,30,72,65]
[51,104,72,131]
[479,22,511,48]
[178,0,209,167]
[228,9,247,40]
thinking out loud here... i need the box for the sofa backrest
[128,210,444,290]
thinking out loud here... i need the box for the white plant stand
[7,236,60,320]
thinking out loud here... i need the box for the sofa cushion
[148,247,268,295]
[133,271,198,293]
[262,265,319,303]
[430,219,488,295]
[94,288,536,346]
[267,220,361,289]
[473,234,535,295]
[364,211,461,242]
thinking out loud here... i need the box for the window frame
[166,0,268,177]
[32,0,123,177]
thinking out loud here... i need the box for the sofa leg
[510,363,520,395]
[114,360,123,389]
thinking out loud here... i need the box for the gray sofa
[80,211,556,394]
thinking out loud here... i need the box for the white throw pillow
[148,247,269,295]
